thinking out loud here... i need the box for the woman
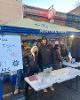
[61,45,69,62]
[24,46,39,100]
[53,44,61,70]
[24,46,39,76]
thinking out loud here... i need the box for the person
[22,42,31,77]
[38,36,53,71]
[14,42,29,94]
[61,44,69,62]
[35,39,41,48]
[53,43,62,70]
[24,46,39,100]
[14,69,23,94]
[71,37,80,62]
[38,36,54,92]
[23,45,39,76]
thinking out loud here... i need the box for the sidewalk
[3,77,80,100]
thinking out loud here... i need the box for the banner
[0,35,23,73]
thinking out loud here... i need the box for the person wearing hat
[38,36,54,92]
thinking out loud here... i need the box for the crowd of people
[14,36,70,100]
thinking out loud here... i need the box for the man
[14,41,30,94]
[38,36,53,70]
[38,36,54,92]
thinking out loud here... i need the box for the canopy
[0,18,80,37]
[5,18,80,32]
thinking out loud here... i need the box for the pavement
[2,77,80,100]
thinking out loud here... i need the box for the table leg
[36,91,40,100]
[10,75,16,100]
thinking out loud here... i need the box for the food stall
[0,18,80,99]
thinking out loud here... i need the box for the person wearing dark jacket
[24,46,39,100]
[61,45,69,61]
[23,43,31,76]
[14,42,29,94]
[38,36,53,71]
[53,44,61,70]
[71,37,80,62]
[24,46,39,76]
[38,36,54,92]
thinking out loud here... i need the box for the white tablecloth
[63,61,80,68]
[25,67,80,91]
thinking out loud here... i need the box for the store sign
[0,35,23,73]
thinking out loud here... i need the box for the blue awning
[0,25,80,37]
[0,25,40,35]
[0,25,66,36]
[66,31,80,35]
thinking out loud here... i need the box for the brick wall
[0,0,23,24]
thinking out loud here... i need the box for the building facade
[66,6,80,30]
[23,5,49,21]
[0,0,23,24]
[23,5,80,30]
[69,6,80,16]
[23,5,66,25]
[66,14,80,30]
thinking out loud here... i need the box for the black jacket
[38,44,53,66]
[61,48,68,57]
[23,50,39,76]
[71,38,80,58]
[53,45,61,62]
[22,48,30,68]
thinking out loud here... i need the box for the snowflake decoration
[12,60,19,66]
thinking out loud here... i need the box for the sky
[22,0,79,13]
